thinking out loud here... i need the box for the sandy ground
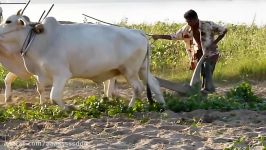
[0,80,266,149]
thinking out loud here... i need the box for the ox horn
[16,9,22,15]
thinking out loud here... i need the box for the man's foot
[209,87,216,93]
[201,89,210,94]
[201,88,215,94]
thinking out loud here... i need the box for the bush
[226,81,261,103]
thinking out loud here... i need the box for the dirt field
[0,80,266,149]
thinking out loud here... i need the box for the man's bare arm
[213,28,227,45]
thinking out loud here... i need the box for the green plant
[226,82,261,103]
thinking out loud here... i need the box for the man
[0,7,2,23]
[152,9,227,93]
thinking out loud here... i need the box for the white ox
[0,48,118,104]
[0,16,117,104]
[0,13,165,110]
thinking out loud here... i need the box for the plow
[157,55,205,95]
[156,55,205,94]
[155,77,192,94]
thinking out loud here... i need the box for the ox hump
[43,17,60,26]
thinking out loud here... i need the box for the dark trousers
[195,49,218,92]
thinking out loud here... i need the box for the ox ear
[17,19,26,26]
[16,9,22,16]
[22,15,30,22]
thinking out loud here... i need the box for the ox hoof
[111,92,119,99]
[159,107,166,112]
[5,96,12,103]
[50,99,56,105]
[128,100,135,108]
[65,104,77,111]
[41,101,51,106]
[158,103,167,112]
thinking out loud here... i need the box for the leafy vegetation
[0,82,265,122]
[225,135,266,150]
[167,82,266,112]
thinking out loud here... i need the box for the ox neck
[20,26,35,56]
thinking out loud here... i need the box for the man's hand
[213,28,227,45]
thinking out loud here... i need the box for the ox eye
[5,20,11,24]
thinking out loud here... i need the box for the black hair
[184,9,198,20]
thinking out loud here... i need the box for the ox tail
[145,39,155,105]
[138,30,154,105]
[146,82,154,105]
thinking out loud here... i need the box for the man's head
[184,9,199,28]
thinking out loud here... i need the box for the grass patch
[0,82,265,122]
[225,135,266,150]
[167,82,266,112]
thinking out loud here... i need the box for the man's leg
[194,49,205,89]
[204,59,215,92]
[209,60,217,91]
[201,63,206,89]
[203,55,218,92]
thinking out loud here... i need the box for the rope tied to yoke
[20,22,44,56]
[30,22,44,34]
[19,1,53,56]
[0,21,45,56]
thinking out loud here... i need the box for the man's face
[186,18,199,28]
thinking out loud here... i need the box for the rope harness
[20,27,34,56]
[21,23,44,56]
[0,22,44,56]
[82,14,155,38]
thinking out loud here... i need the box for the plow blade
[155,77,192,94]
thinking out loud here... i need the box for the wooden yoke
[31,23,44,34]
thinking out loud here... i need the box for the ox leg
[4,72,17,103]
[108,78,115,97]
[103,80,109,97]
[34,75,53,104]
[36,75,51,104]
[139,67,165,105]
[127,74,144,107]
[50,75,70,110]
[108,78,118,97]
[103,78,118,98]
[36,81,46,104]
